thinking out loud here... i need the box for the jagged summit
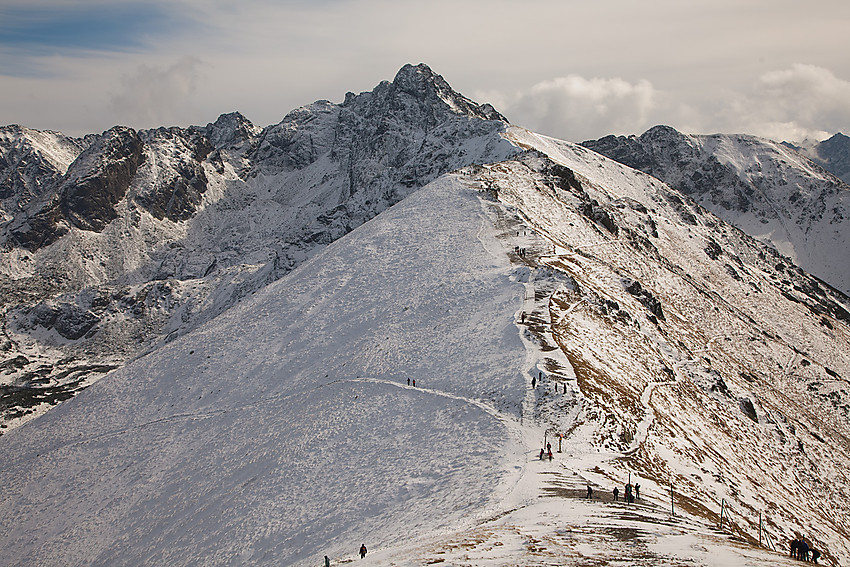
[0,64,518,436]
[788,131,850,185]
[389,63,508,122]
[204,111,259,149]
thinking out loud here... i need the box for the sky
[1,0,850,143]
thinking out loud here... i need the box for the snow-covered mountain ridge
[1,65,849,566]
[0,64,517,431]
[788,133,850,185]
[581,126,850,296]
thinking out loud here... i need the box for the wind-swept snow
[0,165,828,566]
[0,176,531,566]
[3,67,849,566]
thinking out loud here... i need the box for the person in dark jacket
[613,487,619,501]
[359,544,367,559]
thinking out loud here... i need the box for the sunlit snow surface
[0,176,528,565]
[2,133,847,566]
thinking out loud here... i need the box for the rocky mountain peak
[389,63,507,122]
[792,132,850,184]
[0,125,83,205]
[641,124,682,139]
[59,126,145,232]
[204,111,259,150]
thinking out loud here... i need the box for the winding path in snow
[625,336,721,456]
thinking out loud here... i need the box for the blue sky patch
[0,3,192,57]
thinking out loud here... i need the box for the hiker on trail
[532,376,536,388]
[586,485,593,499]
[325,556,331,567]
[407,377,410,386]
[790,538,799,559]
[625,483,633,504]
[412,379,415,387]
[548,450,553,461]
[613,487,619,501]
[539,448,545,460]
[359,544,367,559]
[634,483,640,499]
[811,547,821,563]
[521,312,525,323]
[546,442,551,453]
[798,538,810,561]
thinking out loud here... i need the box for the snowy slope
[0,175,530,566]
[470,126,850,564]
[2,66,850,567]
[2,137,848,565]
[582,126,850,295]
[0,64,517,433]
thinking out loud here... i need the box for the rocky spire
[390,63,507,122]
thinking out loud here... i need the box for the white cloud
[722,64,850,142]
[109,56,205,129]
[482,75,660,142]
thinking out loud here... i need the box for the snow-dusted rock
[583,125,850,295]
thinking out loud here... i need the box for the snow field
[0,176,532,566]
[1,147,843,566]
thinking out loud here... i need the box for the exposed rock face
[787,132,850,184]
[5,197,67,251]
[0,125,83,209]
[0,126,84,250]
[250,63,513,245]
[582,125,850,295]
[59,126,146,231]
[27,301,100,340]
[134,127,210,222]
[0,63,517,431]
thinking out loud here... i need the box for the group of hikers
[790,536,821,563]
[611,482,639,503]
[323,543,367,565]
[582,480,640,504]
[539,441,554,461]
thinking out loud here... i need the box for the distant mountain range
[0,64,517,431]
[1,64,849,566]
[788,132,850,184]
[582,126,850,295]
